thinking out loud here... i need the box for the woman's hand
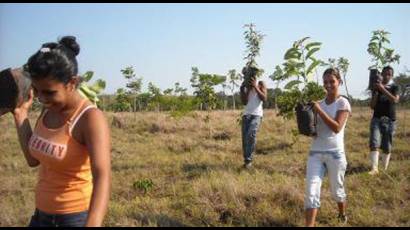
[311,101,320,113]
[13,88,34,119]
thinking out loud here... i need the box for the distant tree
[190,67,226,110]
[394,72,410,104]
[226,69,242,110]
[113,88,131,112]
[326,57,351,99]
[121,66,143,111]
[147,82,162,111]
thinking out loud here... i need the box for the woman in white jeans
[305,68,351,227]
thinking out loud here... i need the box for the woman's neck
[60,92,84,116]
[325,93,339,104]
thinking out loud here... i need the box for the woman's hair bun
[58,36,80,56]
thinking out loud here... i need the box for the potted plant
[241,23,265,87]
[367,29,400,91]
[271,37,326,136]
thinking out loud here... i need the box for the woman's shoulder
[76,102,105,127]
[336,96,351,111]
[337,96,350,104]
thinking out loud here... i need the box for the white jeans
[304,150,347,209]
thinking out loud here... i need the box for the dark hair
[382,65,394,76]
[323,67,343,85]
[25,36,80,84]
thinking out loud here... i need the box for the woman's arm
[313,102,350,134]
[82,109,111,227]
[12,89,39,167]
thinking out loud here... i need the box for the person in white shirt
[239,68,267,169]
[305,68,351,227]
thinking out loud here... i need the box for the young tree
[226,69,241,110]
[367,30,400,71]
[242,23,265,86]
[190,67,226,110]
[269,66,283,110]
[113,88,131,112]
[272,37,326,120]
[326,57,351,99]
[147,82,162,111]
[394,71,410,104]
[121,66,143,111]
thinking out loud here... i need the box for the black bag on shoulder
[295,102,317,136]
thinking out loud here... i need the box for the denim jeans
[241,114,262,163]
[369,117,396,153]
[304,151,347,209]
[28,208,88,227]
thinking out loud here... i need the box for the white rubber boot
[369,151,379,175]
[381,153,391,171]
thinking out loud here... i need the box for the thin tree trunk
[343,73,350,98]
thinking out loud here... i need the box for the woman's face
[31,76,76,112]
[323,74,340,95]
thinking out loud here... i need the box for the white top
[310,96,351,152]
[244,88,263,117]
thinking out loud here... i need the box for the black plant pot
[295,102,316,136]
[367,69,382,91]
[0,68,31,116]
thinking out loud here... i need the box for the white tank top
[244,88,263,116]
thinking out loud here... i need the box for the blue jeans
[28,209,88,227]
[241,114,262,163]
[369,117,396,153]
[304,151,347,209]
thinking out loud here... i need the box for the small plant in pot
[241,23,265,87]
[272,37,326,136]
[367,29,400,91]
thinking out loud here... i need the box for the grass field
[0,107,409,227]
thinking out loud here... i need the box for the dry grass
[0,107,409,226]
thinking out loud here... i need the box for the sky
[1,3,409,99]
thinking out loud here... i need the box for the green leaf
[306,60,321,75]
[370,36,379,42]
[368,42,378,49]
[298,37,310,46]
[306,47,320,60]
[284,48,300,60]
[305,42,322,50]
[284,80,302,89]
[90,79,106,94]
[82,71,94,82]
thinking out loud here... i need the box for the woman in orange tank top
[12,36,111,227]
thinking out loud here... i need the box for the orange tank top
[29,99,96,214]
